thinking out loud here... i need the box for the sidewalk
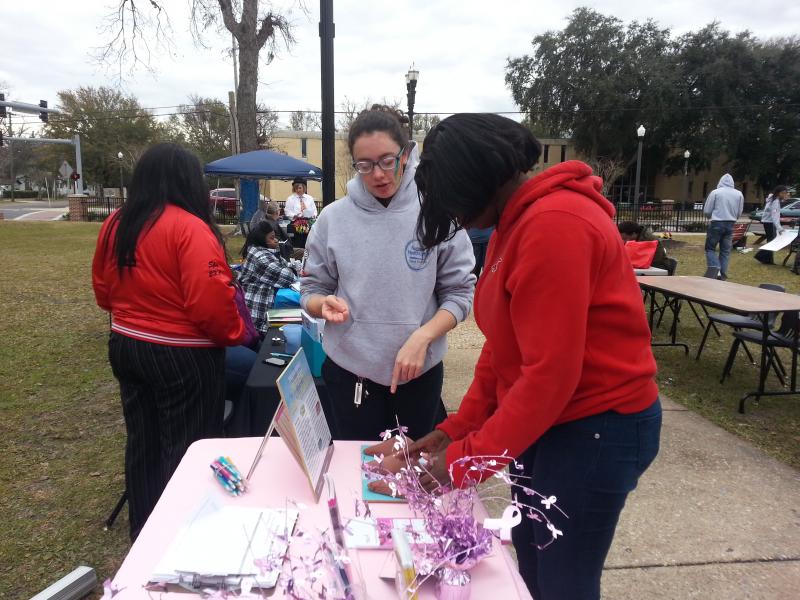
[442,344,800,599]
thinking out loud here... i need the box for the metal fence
[71,196,125,222]
[613,205,711,232]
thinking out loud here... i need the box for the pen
[222,456,244,479]
[219,456,247,490]
[212,464,244,493]
[211,468,238,495]
[213,460,240,483]
[324,474,354,599]
[270,352,295,359]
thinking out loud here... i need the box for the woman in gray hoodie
[301,105,475,441]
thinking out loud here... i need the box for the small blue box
[301,328,326,377]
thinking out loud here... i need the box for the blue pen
[270,352,294,359]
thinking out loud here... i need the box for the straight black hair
[415,113,542,248]
[347,104,409,154]
[105,143,222,272]
[240,219,279,259]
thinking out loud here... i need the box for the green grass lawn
[0,223,797,598]
[648,235,800,467]
[0,222,129,598]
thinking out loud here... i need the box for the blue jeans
[224,345,258,403]
[510,399,662,600]
[705,221,735,277]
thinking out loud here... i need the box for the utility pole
[319,0,335,207]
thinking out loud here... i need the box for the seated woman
[618,221,670,270]
[238,220,301,333]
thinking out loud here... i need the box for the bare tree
[99,1,297,152]
[336,96,402,132]
[289,110,321,131]
[585,157,627,197]
[256,104,279,148]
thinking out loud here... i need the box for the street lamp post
[633,125,646,220]
[117,151,124,201]
[683,150,691,207]
[405,65,419,141]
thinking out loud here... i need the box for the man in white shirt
[284,178,318,220]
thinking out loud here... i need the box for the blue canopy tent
[204,150,323,223]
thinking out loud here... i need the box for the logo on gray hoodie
[405,240,432,270]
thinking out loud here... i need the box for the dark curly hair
[415,113,542,248]
[347,104,410,154]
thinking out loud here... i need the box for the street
[0,199,68,220]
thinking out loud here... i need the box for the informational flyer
[275,348,334,499]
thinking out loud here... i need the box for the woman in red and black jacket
[92,143,249,541]
[410,114,661,600]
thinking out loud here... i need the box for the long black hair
[105,143,222,272]
[415,113,542,248]
[240,219,279,259]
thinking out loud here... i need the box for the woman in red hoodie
[409,114,661,599]
[92,143,250,540]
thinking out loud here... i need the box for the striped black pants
[108,332,224,541]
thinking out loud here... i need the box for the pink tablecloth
[111,438,531,599]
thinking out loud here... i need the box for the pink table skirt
[111,438,531,599]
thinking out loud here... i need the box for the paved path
[442,317,800,599]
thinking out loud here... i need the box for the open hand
[321,295,349,323]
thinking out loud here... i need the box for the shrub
[2,190,40,199]
[682,221,708,232]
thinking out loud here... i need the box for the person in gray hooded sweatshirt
[301,105,476,441]
[703,173,744,280]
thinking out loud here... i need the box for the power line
[8,101,800,128]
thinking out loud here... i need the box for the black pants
[321,358,446,441]
[109,333,224,540]
[755,223,777,264]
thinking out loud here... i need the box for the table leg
[649,292,689,354]
[739,313,770,413]
[791,311,798,392]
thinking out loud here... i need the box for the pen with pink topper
[324,473,355,599]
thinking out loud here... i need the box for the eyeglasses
[352,148,405,175]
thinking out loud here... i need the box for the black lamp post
[405,64,419,140]
[683,150,691,207]
[633,125,646,219]
[117,151,124,199]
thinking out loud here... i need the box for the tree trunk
[237,43,259,152]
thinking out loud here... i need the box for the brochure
[247,348,334,500]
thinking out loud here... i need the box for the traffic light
[39,100,48,123]
[0,93,6,118]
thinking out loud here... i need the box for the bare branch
[93,0,175,80]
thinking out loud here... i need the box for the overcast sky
[2,1,797,129]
